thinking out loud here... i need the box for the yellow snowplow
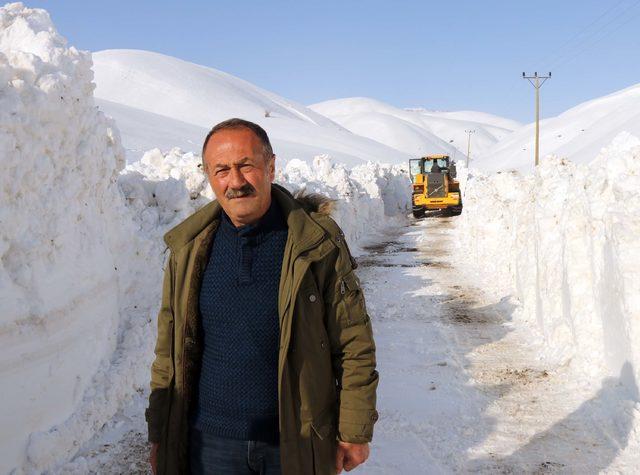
[409,154,462,218]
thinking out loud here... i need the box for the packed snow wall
[277,155,409,246]
[457,133,640,391]
[0,3,134,472]
[0,5,410,473]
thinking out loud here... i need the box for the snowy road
[360,216,638,474]
[62,216,638,474]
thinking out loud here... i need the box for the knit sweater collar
[219,197,285,238]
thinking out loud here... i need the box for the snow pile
[119,148,213,233]
[309,97,521,160]
[92,50,411,167]
[457,132,640,391]
[122,149,410,254]
[278,156,410,248]
[0,2,145,473]
[480,83,640,173]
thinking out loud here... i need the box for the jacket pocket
[336,271,368,328]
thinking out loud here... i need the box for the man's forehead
[206,131,263,164]
[209,128,261,147]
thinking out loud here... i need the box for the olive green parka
[145,183,379,475]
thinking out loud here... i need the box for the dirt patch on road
[473,366,551,393]
[497,368,550,386]
[420,260,451,269]
[444,301,490,325]
[359,260,419,268]
[74,428,151,474]
[398,246,419,253]
[358,258,451,269]
[361,241,394,253]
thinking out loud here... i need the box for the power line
[540,0,626,67]
[551,5,640,71]
[545,0,640,71]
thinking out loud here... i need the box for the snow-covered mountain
[480,83,640,172]
[92,49,411,166]
[309,97,521,161]
[92,50,523,169]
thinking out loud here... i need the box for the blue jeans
[189,428,282,475]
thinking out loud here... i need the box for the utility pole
[522,71,551,166]
[465,130,475,168]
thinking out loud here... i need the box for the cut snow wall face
[0,3,126,473]
[457,133,640,391]
[277,156,410,250]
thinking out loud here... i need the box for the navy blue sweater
[191,199,288,444]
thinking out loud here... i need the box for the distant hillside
[309,97,521,162]
[92,50,411,166]
[479,83,640,172]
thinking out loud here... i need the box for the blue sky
[27,0,640,123]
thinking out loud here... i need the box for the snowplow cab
[409,155,462,218]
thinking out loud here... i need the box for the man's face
[203,128,275,227]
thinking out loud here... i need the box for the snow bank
[278,156,409,250]
[0,3,136,473]
[0,5,410,473]
[122,149,410,255]
[457,132,640,392]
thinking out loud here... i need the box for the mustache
[225,184,256,199]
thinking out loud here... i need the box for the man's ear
[268,154,276,181]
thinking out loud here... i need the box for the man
[146,118,379,475]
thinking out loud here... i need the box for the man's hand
[335,441,370,473]
[150,442,159,475]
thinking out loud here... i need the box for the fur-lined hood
[293,190,335,216]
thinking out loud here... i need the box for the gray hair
[201,118,274,171]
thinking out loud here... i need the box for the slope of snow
[93,49,336,128]
[0,5,411,473]
[94,98,209,159]
[457,132,640,399]
[309,97,521,161]
[423,109,522,131]
[92,50,412,167]
[480,83,640,172]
